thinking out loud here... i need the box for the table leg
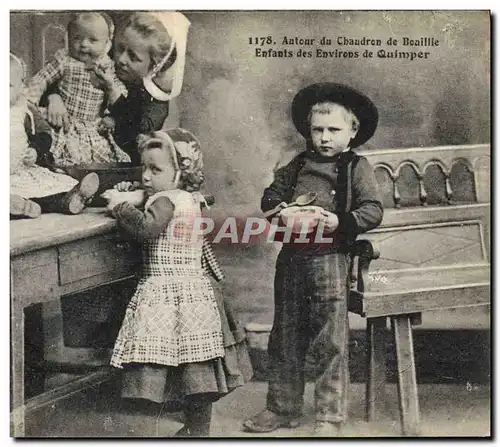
[365,316,387,421]
[11,299,25,437]
[391,315,420,436]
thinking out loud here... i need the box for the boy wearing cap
[243,83,383,436]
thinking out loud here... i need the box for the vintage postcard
[9,10,490,438]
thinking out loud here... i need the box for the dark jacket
[25,103,54,167]
[108,86,170,165]
[261,150,383,251]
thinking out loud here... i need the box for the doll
[10,53,99,218]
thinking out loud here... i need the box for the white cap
[143,11,191,102]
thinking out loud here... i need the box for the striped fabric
[201,237,225,282]
[266,251,350,423]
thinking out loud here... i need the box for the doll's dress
[10,100,78,198]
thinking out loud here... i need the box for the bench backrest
[355,144,490,273]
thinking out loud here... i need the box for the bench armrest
[349,240,380,293]
[350,240,380,260]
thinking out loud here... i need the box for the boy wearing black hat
[243,83,383,436]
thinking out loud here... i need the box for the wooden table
[10,209,138,437]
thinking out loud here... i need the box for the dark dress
[108,85,170,165]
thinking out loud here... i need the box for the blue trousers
[266,250,350,423]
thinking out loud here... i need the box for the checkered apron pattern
[111,190,224,368]
[26,50,130,166]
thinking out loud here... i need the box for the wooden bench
[348,143,490,436]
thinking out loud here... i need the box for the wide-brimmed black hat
[292,83,378,148]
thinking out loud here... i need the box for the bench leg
[391,315,420,436]
[365,316,387,422]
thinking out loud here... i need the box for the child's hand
[319,210,339,233]
[89,61,115,89]
[274,202,290,217]
[47,94,70,131]
[97,116,115,135]
[23,148,38,167]
[101,189,128,211]
[47,94,69,129]
[114,181,142,192]
[102,188,145,209]
[121,190,146,207]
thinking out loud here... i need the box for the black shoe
[62,172,99,214]
[173,426,192,437]
[243,409,300,433]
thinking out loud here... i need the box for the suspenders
[293,151,361,214]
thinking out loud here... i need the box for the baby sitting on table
[25,12,130,167]
[10,53,100,219]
